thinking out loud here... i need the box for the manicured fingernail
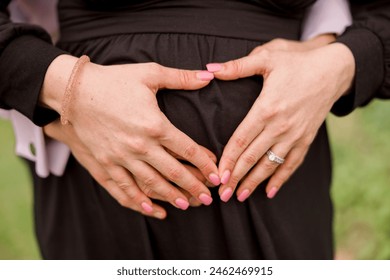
[220,188,233,202]
[189,197,202,207]
[206,63,222,72]
[199,193,213,205]
[141,202,153,213]
[154,211,165,219]
[267,187,279,199]
[175,198,190,210]
[208,173,221,186]
[221,170,231,185]
[238,189,250,202]
[196,71,214,81]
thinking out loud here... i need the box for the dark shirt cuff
[0,35,67,126]
[332,27,384,116]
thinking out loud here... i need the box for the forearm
[333,0,390,116]
[0,2,67,125]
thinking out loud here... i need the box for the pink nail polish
[220,188,233,202]
[198,193,213,205]
[175,198,190,210]
[267,187,279,199]
[238,189,250,202]
[220,170,231,185]
[206,63,222,72]
[141,202,153,213]
[196,71,214,81]
[209,173,221,186]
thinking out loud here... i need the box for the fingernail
[208,173,221,186]
[221,170,231,185]
[220,188,233,202]
[189,197,202,207]
[206,63,222,72]
[238,189,250,202]
[196,71,214,81]
[175,198,190,210]
[198,193,213,206]
[267,187,279,199]
[154,211,165,219]
[141,202,153,213]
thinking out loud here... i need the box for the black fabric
[58,0,303,43]
[30,1,333,259]
[334,0,390,116]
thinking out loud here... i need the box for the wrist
[39,54,79,113]
[330,42,355,98]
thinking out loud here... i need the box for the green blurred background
[0,100,389,259]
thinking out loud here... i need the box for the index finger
[218,100,266,185]
[161,124,221,186]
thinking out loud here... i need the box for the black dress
[0,0,389,259]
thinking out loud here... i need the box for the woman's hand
[44,120,216,217]
[40,56,221,213]
[44,120,168,219]
[207,38,355,201]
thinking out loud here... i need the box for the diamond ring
[266,150,285,164]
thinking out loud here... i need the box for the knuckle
[230,174,240,187]
[234,135,248,149]
[230,59,244,77]
[222,154,237,168]
[182,143,198,160]
[143,175,158,189]
[184,182,202,195]
[242,152,259,166]
[177,70,192,87]
[261,106,278,121]
[117,182,130,191]
[161,187,176,201]
[142,187,155,198]
[244,177,260,190]
[263,160,277,172]
[274,120,292,137]
[95,154,113,167]
[166,167,182,181]
[143,120,165,138]
[127,138,148,155]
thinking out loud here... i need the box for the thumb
[151,64,214,90]
[206,49,270,80]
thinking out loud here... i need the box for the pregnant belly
[157,75,263,159]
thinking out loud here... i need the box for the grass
[0,99,389,259]
[0,119,40,259]
[329,100,390,259]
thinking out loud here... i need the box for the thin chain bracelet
[60,55,90,125]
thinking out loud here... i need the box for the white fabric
[301,0,352,40]
[1,0,352,178]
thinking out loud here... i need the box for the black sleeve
[0,0,67,126]
[332,0,390,116]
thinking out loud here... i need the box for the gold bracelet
[60,55,90,125]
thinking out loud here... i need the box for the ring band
[266,150,285,164]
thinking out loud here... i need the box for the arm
[333,0,390,116]
[0,0,66,126]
